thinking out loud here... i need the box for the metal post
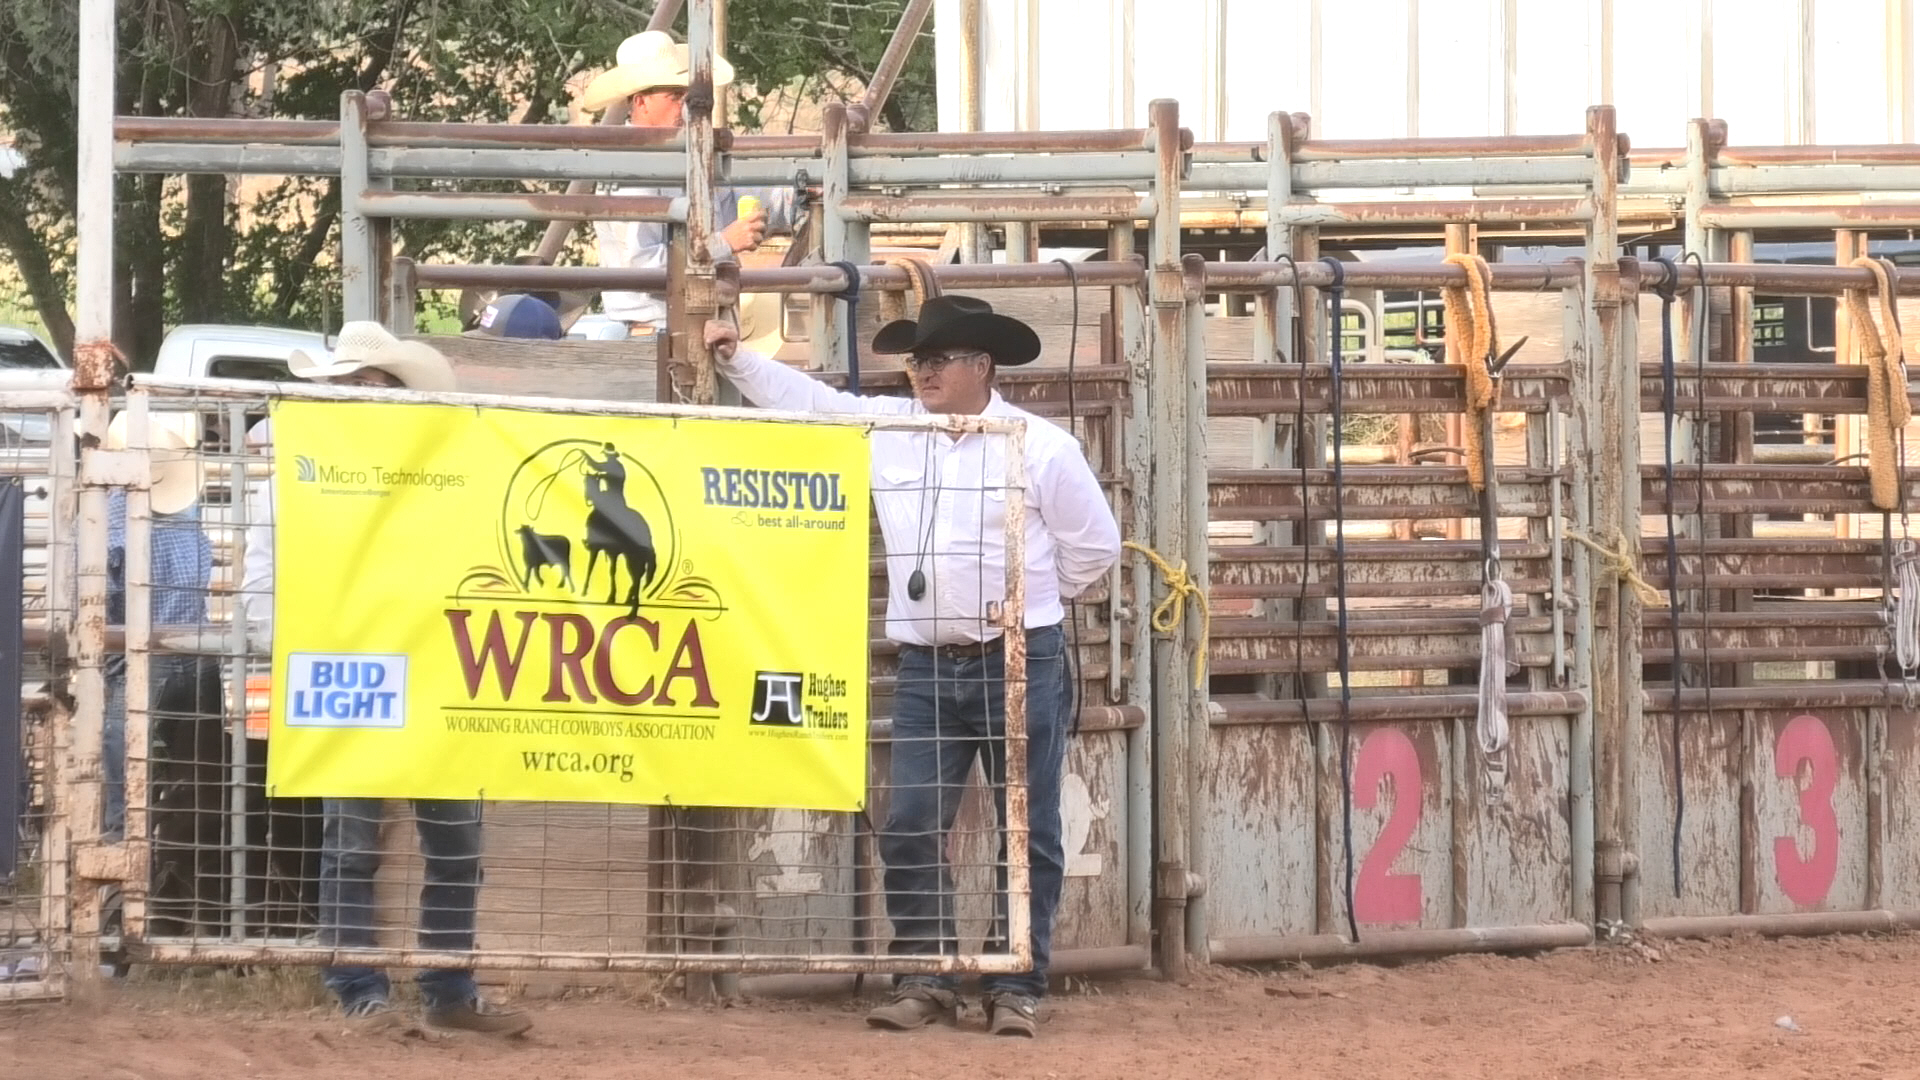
[1583,105,1628,929]
[69,0,118,980]
[1146,99,1192,980]
[340,91,381,324]
[1111,220,1155,955]
[813,105,852,373]
[684,0,722,404]
[957,0,987,263]
[1180,254,1210,969]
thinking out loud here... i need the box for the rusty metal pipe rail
[1208,363,1573,415]
[114,115,1162,156]
[1191,132,1594,163]
[1208,924,1594,964]
[1642,464,1920,516]
[1210,542,1557,600]
[1635,362,1920,415]
[837,192,1153,223]
[1210,690,1587,725]
[1639,539,1885,591]
[1203,259,1587,292]
[406,259,1146,292]
[1210,466,1559,522]
[1642,681,1908,710]
[1634,143,1920,168]
[1272,198,1595,227]
[356,190,682,222]
[1638,260,1920,295]
[1189,157,1596,192]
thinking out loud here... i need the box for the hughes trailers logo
[442,439,723,717]
[748,670,853,738]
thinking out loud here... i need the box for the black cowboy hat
[871,295,1042,366]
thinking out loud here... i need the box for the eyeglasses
[906,349,988,372]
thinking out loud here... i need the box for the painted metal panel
[1464,716,1574,928]
[1318,721,1454,932]
[1631,709,1744,919]
[1053,731,1133,951]
[1753,709,1868,915]
[1200,720,1317,938]
[1879,710,1920,910]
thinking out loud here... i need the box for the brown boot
[424,998,533,1037]
[984,991,1039,1038]
[865,985,959,1030]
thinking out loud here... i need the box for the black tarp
[0,477,23,877]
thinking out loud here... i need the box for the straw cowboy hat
[735,291,787,357]
[871,295,1043,366]
[578,30,736,113]
[106,411,204,516]
[288,321,457,392]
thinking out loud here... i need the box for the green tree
[0,0,934,364]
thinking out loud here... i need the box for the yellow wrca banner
[266,400,872,810]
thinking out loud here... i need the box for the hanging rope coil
[1844,256,1911,512]
[1443,253,1504,491]
[875,255,943,324]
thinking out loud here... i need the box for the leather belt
[905,637,1005,663]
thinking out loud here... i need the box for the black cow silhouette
[516,525,575,591]
[579,444,658,614]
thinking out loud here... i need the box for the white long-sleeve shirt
[239,418,276,644]
[594,186,793,327]
[715,348,1121,646]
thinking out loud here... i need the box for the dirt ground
[5,933,1920,1080]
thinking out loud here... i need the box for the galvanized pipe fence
[11,86,1920,1000]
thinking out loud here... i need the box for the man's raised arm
[703,319,914,416]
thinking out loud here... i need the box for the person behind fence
[239,322,529,1037]
[99,411,212,847]
[703,296,1121,1038]
[579,29,791,335]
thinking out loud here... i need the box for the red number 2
[1773,714,1839,907]
[1353,727,1424,925]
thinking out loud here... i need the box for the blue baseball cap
[475,294,564,340]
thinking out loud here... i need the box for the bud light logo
[285,653,408,728]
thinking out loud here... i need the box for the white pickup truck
[151,324,332,381]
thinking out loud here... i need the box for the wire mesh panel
[104,381,1034,977]
[0,377,72,1000]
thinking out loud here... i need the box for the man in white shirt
[703,296,1121,1038]
[579,30,775,333]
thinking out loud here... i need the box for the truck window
[206,356,294,381]
[0,338,61,369]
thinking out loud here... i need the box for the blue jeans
[881,625,1069,999]
[320,798,483,1011]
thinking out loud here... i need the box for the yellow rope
[1844,256,1911,512]
[1561,525,1668,609]
[1443,253,1503,492]
[1123,540,1211,690]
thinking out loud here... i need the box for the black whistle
[907,569,926,601]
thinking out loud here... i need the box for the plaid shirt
[106,489,212,628]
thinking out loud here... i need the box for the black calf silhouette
[516,524,575,590]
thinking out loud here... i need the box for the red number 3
[1354,727,1423,924]
[1773,714,1839,907]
